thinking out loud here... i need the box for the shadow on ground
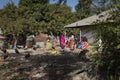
[0,50,96,80]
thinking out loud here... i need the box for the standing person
[69,35,75,50]
[11,34,16,49]
[60,32,65,49]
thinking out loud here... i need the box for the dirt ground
[0,47,96,80]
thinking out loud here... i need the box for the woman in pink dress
[60,32,65,49]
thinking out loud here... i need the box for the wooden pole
[80,29,81,42]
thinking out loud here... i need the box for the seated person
[76,35,88,49]
[46,39,52,50]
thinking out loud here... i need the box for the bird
[4,54,8,59]
[33,47,37,50]
[24,53,30,59]
[52,46,55,49]
[1,48,7,54]
[15,48,20,54]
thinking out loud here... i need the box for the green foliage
[0,2,18,34]
[19,0,49,7]
[93,19,120,79]
[0,0,79,36]
[10,77,20,80]
[75,0,92,19]
[85,1,120,78]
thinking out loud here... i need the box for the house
[64,9,115,43]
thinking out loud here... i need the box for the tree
[0,1,18,34]
[0,0,79,36]
[92,3,120,79]
[75,0,92,19]
[74,0,120,79]
[18,0,80,36]
[51,0,67,4]
[19,0,49,7]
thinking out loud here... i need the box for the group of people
[2,31,88,52]
[60,32,88,50]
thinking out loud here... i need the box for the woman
[60,32,65,49]
[69,35,75,50]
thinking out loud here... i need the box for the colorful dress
[60,34,65,49]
